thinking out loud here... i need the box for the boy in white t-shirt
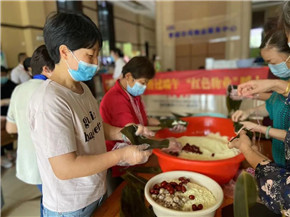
[6,45,55,217]
[28,12,153,217]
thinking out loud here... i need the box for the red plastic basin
[153,116,245,184]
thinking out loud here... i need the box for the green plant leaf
[234,171,258,217]
[121,125,169,149]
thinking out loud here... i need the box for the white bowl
[145,171,224,217]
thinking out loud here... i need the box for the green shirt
[266,92,290,166]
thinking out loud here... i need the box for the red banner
[101,67,269,96]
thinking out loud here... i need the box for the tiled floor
[1,166,41,217]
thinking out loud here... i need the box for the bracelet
[283,82,290,95]
[265,126,272,139]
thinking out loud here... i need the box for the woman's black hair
[111,48,124,58]
[30,45,55,76]
[43,12,103,64]
[122,56,155,80]
[279,1,290,35]
[23,58,31,71]
[260,30,290,54]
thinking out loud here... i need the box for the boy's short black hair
[30,45,55,76]
[18,53,27,63]
[23,58,31,71]
[111,48,124,58]
[122,56,155,80]
[44,12,103,64]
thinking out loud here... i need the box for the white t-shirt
[28,80,107,212]
[113,58,125,79]
[11,64,31,84]
[7,79,44,185]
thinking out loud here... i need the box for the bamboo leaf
[121,125,170,149]
[122,171,147,189]
[233,122,254,139]
[124,166,162,174]
[120,172,156,217]
[158,118,188,128]
[234,171,258,217]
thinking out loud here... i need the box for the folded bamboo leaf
[233,122,254,139]
[171,112,185,118]
[120,171,156,217]
[234,171,258,217]
[171,112,194,118]
[120,184,156,217]
[125,166,162,174]
[122,171,147,189]
[158,118,188,128]
[121,125,169,149]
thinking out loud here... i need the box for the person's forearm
[254,125,287,141]
[256,93,271,101]
[240,146,268,169]
[0,99,10,107]
[6,121,18,134]
[49,149,123,180]
[272,80,288,96]
[268,128,287,141]
[147,117,160,126]
[249,104,269,117]
[103,122,122,141]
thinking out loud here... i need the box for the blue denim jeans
[37,184,43,217]
[43,195,105,217]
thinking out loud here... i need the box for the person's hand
[237,80,274,97]
[231,110,251,122]
[118,144,152,166]
[240,121,260,132]
[169,124,187,133]
[135,125,155,137]
[162,138,182,153]
[228,130,252,152]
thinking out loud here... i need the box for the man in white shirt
[6,45,54,217]
[10,52,31,84]
[111,48,125,80]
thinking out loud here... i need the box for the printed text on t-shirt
[83,111,102,142]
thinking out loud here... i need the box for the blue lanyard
[33,74,47,80]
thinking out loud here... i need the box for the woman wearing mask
[100,56,184,193]
[232,30,290,167]
[29,12,153,217]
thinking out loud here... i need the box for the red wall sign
[101,67,269,96]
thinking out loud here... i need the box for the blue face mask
[127,81,147,96]
[110,55,115,62]
[66,50,98,82]
[1,76,8,84]
[268,56,290,78]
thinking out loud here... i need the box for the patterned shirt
[255,93,290,216]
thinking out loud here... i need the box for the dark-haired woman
[232,30,290,167]
[28,12,153,217]
[100,56,184,192]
